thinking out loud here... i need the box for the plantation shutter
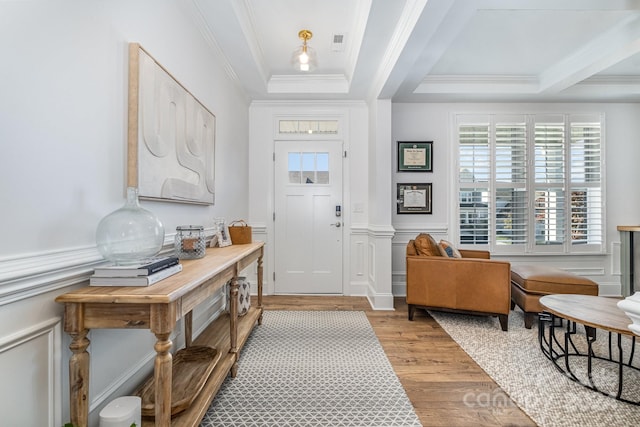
[570,119,602,245]
[534,119,566,246]
[495,120,527,246]
[458,120,490,245]
[455,113,603,254]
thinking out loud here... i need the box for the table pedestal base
[538,312,640,406]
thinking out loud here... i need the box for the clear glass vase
[96,187,165,265]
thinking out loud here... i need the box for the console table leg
[257,253,263,325]
[153,333,173,426]
[69,330,90,427]
[185,311,193,347]
[64,303,90,427]
[230,278,239,377]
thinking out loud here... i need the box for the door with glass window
[274,140,343,294]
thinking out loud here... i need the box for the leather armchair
[406,236,511,331]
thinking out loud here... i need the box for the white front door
[274,140,343,294]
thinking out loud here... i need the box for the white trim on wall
[0,317,62,427]
[0,247,102,306]
[0,230,221,306]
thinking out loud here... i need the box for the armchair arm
[458,249,490,259]
[406,256,511,315]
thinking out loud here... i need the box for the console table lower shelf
[141,306,262,426]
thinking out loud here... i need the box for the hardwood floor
[261,295,537,427]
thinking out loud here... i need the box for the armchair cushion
[439,239,462,258]
[414,233,444,257]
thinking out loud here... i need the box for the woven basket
[228,220,252,244]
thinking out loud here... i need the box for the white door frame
[273,140,344,294]
[267,113,351,296]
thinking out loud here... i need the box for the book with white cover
[93,256,179,277]
[90,263,183,286]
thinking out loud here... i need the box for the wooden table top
[618,225,640,232]
[55,242,264,305]
[540,294,633,336]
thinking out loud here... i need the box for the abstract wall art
[127,43,215,205]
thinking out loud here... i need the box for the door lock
[330,222,342,227]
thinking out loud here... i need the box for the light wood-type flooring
[262,295,537,427]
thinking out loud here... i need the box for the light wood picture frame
[217,224,232,247]
[127,43,215,205]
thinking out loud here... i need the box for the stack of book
[90,256,182,286]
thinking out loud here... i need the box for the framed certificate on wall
[397,183,432,214]
[397,141,433,172]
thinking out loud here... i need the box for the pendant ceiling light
[291,29,317,72]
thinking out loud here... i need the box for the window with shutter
[455,114,604,255]
[458,123,490,244]
[495,122,527,246]
[570,121,602,246]
[534,121,566,246]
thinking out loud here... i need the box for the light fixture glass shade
[291,44,317,72]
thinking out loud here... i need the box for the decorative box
[175,225,206,259]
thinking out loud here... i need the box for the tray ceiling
[188,0,640,102]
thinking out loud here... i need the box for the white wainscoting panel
[368,242,376,283]
[355,241,365,277]
[0,318,62,427]
[611,241,621,275]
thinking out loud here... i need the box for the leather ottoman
[511,265,599,329]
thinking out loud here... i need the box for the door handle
[330,222,341,227]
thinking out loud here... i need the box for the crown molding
[416,75,539,94]
[183,0,249,101]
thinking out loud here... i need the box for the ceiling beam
[414,76,539,94]
[375,0,477,100]
[538,14,640,93]
[369,0,430,100]
[479,0,640,11]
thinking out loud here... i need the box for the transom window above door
[288,152,329,184]
[279,120,339,135]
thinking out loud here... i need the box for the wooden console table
[56,242,264,427]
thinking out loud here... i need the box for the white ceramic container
[617,291,640,336]
[99,396,141,427]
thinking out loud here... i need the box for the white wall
[391,102,640,297]
[0,1,250,425]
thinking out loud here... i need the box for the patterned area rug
[200,311,422,426]
[429,308,640,427]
